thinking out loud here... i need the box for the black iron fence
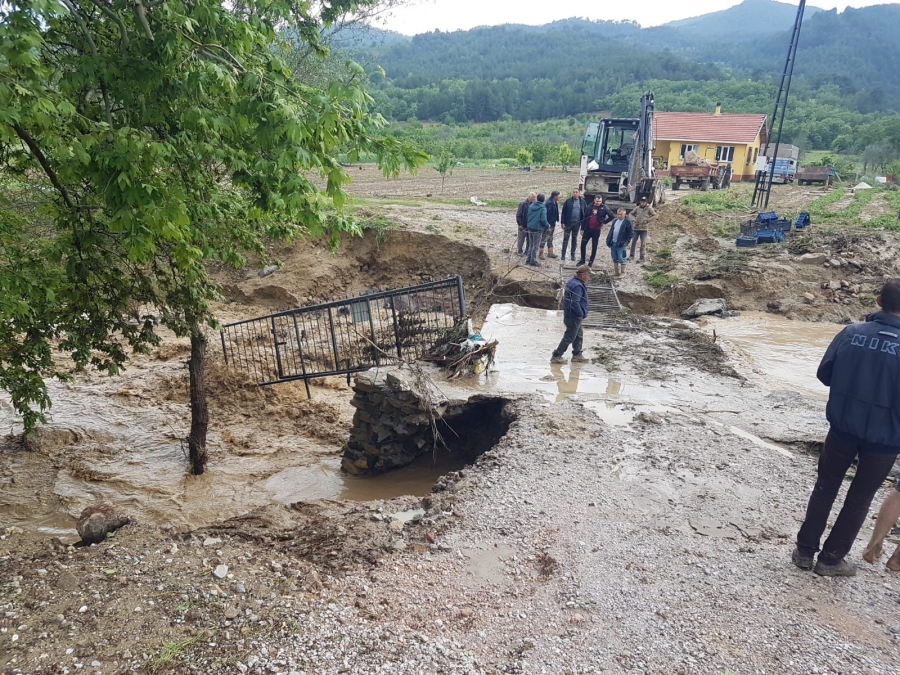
[219,276,467,391]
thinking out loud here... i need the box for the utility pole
[752,0,807,210]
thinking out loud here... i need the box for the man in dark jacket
[539,191,560,260]
[560,188,588,262]
[577,196,614,267]
[516,192,536,256]
[794,279,900,576]
[525,193,550,267]
[606,207,634,276]
[551,265,593,363]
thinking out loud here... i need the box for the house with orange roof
[653,105,768,182]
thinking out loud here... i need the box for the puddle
[266,450,471,503]
[701,313,841,400]
[461,304,672,406]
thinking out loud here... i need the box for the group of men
[516,188,658,274]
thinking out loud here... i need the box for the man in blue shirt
[551,265,592,363]
[794,279,900,576]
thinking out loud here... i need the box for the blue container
[740,220,759,237]
[736,235,759,248]
[756,211,778,224]
[795,212,811,229]
[774,218,793,233]
[757,229,777,244]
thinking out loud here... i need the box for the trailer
[796,166,834,186]
[670,163,732,191]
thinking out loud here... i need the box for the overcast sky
[379,0,893,34]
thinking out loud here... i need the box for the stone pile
[342,367,449,475]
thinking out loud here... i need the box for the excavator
[579,92,664,209]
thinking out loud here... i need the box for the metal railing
[219,276,466,392]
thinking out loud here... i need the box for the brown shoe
[539,250,546,260]
[547,247,558,259]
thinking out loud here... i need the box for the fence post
[327,306,341,371]
[390,300,402,359]
[456,275,467,317]
[291,313,311,399]
[270,316,284,379]
[219,330,228,365]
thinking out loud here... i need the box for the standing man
[540,190,561,260]
[629,196,657,263]
[577,196,614,268]
[525,193,550,267]
[560,188,587,263]
[551,264,593,364]
[516,192,536,256]
[606,208,634,277]
[794,280,900,576]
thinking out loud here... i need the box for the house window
[753,148,759,164]
[679,144,698,159]
[746,148,753,164]
[715,146,735,163]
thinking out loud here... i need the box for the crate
[740,220,759,237]
[736,235,759,248]
[795,212,811,229]
[756,229,778,244]
[756,211,778,225]
[774,218,793,233]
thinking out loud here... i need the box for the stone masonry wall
[342,367,449,475]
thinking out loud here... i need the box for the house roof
[654,112,767,145]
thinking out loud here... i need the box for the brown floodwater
[700,312,842,400]
[0,305,843,539]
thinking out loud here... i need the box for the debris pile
[422,321,498,378]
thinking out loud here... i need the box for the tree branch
[86,0,130,54]
[12,125,75,209]
[60,0,114,127]
[132,0,154,41]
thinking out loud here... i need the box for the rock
[426,532,437,544]
[235,583,246,594]
[766,301,782,312]
[388,520,404,532]
[803,292,816,303]
[797,253,829,265]
[840,279,850,288]
[257,264,278,278]
[23,426,86,453]
[202,537,222,547]
[213,564,229,579]
[681,298,726,318]
[224,606,240,620]
[636,412,664,425]
[827,259,843,268]
[76,503,130,544]
[669,320,695,330]
[389,508,426,525]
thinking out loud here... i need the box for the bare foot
[863,541,883,564]
[887,553,900,572]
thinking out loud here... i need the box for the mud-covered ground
[3,168,900,674]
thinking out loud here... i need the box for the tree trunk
[188,323,208,475]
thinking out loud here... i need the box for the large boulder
[76,503,131,544]
[796,253,829,265]
[681,298,727,318]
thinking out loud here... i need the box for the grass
[680,190,750,215]
[805,185,900,230]
[151,636,201,673]
[643,270,680,289]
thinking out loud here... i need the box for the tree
[0,0,424,473]
[515,148,533,166]
[435,150,454,194]
[558,142,577,171]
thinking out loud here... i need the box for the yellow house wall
[653,134,764,181]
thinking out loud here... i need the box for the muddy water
[700,312,842,400]
[0,354,463,539]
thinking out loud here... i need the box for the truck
[670,163,732,191]
[766,157,797,184]
[579,92,664,208]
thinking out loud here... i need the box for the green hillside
[346,3,900,158]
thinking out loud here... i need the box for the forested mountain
[661,0,821,38]
[347,1,900,152]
